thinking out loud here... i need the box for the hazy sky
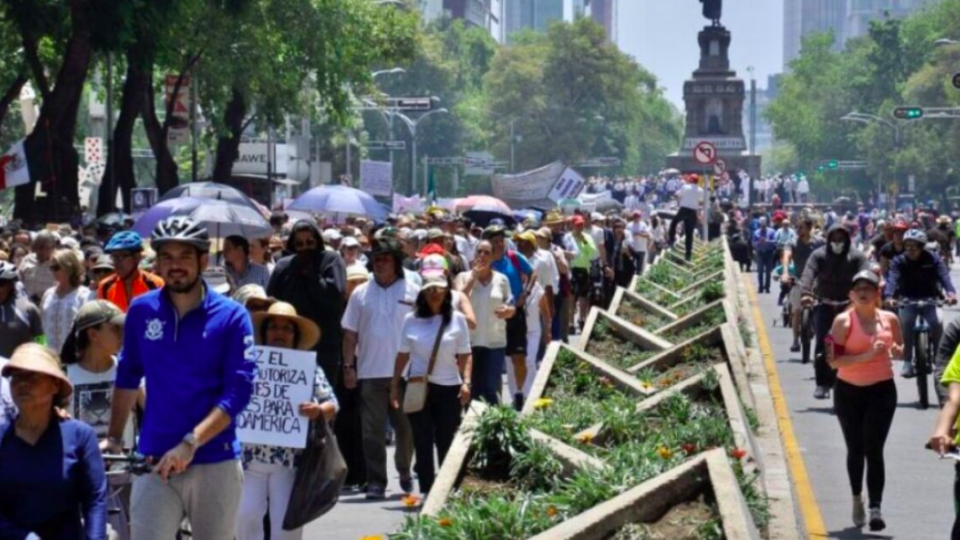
[618,0,784,107]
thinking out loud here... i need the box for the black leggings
[407,383,463,495]
[833,378,897,508]
[668,207,698,261]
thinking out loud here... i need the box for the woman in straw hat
[0,343,107,540]
[236,302,338,540]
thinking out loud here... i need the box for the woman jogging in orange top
[828,269,904,533]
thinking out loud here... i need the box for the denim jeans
[756,250,776,292]
[471,346,506,404]
[899,303,941,364]
[632,250,646,275]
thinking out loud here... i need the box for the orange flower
[438,518,453,528]
[546,505,558,517]
[401,494,421,508]
[657,446,673,459]
[730,448,748,460]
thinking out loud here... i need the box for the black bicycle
[102,453,192,540]
[897,298,944,410]
[799,302,814,365]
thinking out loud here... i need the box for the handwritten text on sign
[237,346,315,449]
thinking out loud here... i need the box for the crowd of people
[3,171,960,539]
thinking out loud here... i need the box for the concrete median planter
[577,307,674,370]
[655,298,727,340]
[420,401,607,519]
[608,287,679,329]
[527,448,761,540]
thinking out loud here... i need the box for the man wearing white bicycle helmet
[883,228,957,380]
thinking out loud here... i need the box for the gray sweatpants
[360,378,414,488]
[131,459,243,540]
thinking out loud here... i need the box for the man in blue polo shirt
[482,224,534,409]
[102,216,256,540]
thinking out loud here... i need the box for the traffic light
[893,107,924,120]
[826,160,839,170]
[817,165,824,172]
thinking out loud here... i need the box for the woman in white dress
[40,249,94,354]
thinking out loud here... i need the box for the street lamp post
[393,108,449,195]
[841,111,901,208]
[747,66,757,156]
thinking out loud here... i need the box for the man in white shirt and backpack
[627,211,651,274]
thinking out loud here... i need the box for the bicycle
[799,302,814,365]
[102,453,193,540]
[896,298,944,410]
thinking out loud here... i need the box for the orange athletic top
[838,310,895,387]
[97,269,164,312]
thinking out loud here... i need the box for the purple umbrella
[287,185,387,220]
[133,197,273,240]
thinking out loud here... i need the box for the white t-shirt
[41,286,94,355]
[455,271,512,349]
[627,220,650,252]
[533,249,560,293]
[399,312,471,386]
[67,360,135,443]
[677,184,704,210]
[589,226,606,259]
[342,278,420,379]
[525,282,545,335]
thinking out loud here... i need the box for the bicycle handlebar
[894,298,946,308]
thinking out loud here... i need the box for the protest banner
[237,346,315,449]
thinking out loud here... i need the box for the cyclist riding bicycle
[781,218,824,353]
[878,219,909,276]
[799,224,871,399]
[882,229,957,379]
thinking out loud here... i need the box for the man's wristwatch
[182,433,199,450]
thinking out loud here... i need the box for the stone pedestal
[666,25,761,178]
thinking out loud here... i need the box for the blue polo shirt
[116,284,256,464]
[491,251,533,300]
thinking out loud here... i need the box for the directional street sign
[365,141,406,150]
[692,141,717,165]
[389,97,433,111]
[713,159,726,176]
[577,157,622,168]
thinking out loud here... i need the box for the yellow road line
[745,277,828,539]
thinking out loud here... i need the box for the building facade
[783,0,934,69]
[419,0,507,43]
[742,74,781,155]
[503,0,574,42]
[583,0,617,44]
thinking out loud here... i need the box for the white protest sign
[360,160,392,197]
[548,167,586,202]
[237,346,315,449]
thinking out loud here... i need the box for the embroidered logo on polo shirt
[145,318,165,341]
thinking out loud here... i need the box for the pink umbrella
[455,195,511,213]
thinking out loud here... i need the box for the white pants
[507,328,541,397]
[235,461,302,540]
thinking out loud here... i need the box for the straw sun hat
[251,302,321,351]
[2,343,74,401]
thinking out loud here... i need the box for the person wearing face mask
[882,229,956,381]
[800,224,871,400]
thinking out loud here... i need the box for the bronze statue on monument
[700,0,722,26]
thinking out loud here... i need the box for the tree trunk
[0,73,27,136]
[212,87,246,182]
[142,69,179,195]
[98,50,150,215]
[13,0,93,225]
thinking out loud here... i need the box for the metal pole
[509,119,515,173]
[105,54,115,208]
[410,124,418,196]
[750,78,757,156]
[345,130,351,180]
[703,169,709,241]
[423,156,429,198]
[191,70,199,182]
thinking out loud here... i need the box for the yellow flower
[362,536,385,540]
[657,446,673,459]
[546,505,558,517]
[533,398,554,409]
[401,494,421,508]
[577,432,595,444]
[640,381,655,391]
[438,518,453,527]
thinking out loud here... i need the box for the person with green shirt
[928,316,960,538]
[562,215,597,332]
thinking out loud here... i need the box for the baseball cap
[74,300,126,332]
[420,254,449,279]
[482,225,506,239]
[322,229,342,243]
[571,215,585,226]
[427,228,445,241]
[341,236,360,248]
[535,227,553,239]
[632,210,642,218]
[852,269,880,287]
[421,275,449,292]
[346,265,370,282]
[92,255,115,272]
[591,212,604,222]
[513,231,537,245]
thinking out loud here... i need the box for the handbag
[403,320,446,414]
[282,420,347,530]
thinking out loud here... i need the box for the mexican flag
[0,140,30,190]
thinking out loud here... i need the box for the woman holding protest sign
[236,302,339,540]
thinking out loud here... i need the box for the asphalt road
[754,265,960,540]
